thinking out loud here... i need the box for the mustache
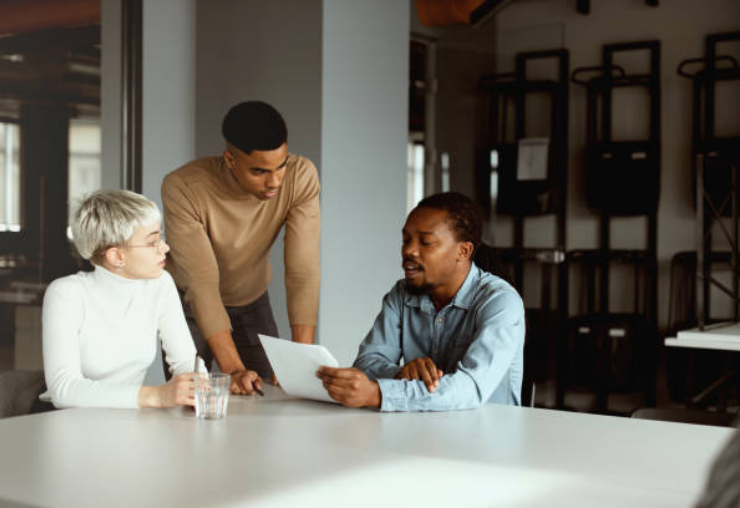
[402,258,424,270]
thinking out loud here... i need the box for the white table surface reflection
[0,385,732,508]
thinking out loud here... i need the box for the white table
[666,321,740,352]
[0,386,732,508]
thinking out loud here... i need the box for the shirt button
[433,349,438,355]
[437,318,443,323]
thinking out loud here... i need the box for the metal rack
[678,31,740,329]
[568,41,661,412]
[475,49,569,400]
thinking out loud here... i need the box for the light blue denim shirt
[353,263,525,412]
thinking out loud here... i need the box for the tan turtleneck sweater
[161,154,320,339]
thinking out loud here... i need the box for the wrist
[369,381,382,408]
[137,385,163,408]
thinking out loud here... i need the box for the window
[407,141,425,213]
[0,121,21,232]
[67,120,101,238]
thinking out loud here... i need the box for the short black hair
[415,192,482,248]
[221,101,287,154]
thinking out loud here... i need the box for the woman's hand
[138,374,196,408]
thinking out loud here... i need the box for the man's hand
[316,367,381,408]
[395,357,443,393]
[229,370,263,395]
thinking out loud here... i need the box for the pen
[254,386,265,397]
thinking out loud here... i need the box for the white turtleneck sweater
[41,266,196,409]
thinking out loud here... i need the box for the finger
[418,363,433,389]
[424,358,440,385]
[396,367,411,380]
[407,364,420,380]
[317,366,340,376]
[238,377,255,395]
[320,367,361,380]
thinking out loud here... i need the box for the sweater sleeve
[162,173,231,339]
[283,157,321,327]
[42,278,140,409]
[157,272,197,376]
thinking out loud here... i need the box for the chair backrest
[0,370,45,418]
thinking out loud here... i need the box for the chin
[405,281,429,296]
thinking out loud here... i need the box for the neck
[428,262,471,311]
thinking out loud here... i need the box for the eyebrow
[402,229,436,236]
[145,230,160,238]
[250,156,289,172]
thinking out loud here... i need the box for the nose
[402,239,418,258]
[267,172,281,189]
[161,240,170,254]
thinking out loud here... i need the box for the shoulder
[146,270,179,296]
[43,272,89,306]
[382,279,411,308]
[471,269,524,323]
[288,154,319,187]
[163,157,221,191]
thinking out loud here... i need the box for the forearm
[137,385,163,408]
[291,324,315,344]
[353,353,402,381]
[206,329,246,373]
[377,373,483,412]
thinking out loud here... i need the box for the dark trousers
[166,291,278,380]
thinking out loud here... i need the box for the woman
[41,190,197,409]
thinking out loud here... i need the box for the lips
[403,260,423,278]
[264,189,279,198]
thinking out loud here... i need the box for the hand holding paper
[258,335,339,403]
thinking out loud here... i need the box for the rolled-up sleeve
[377,289,525,412]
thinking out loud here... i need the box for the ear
[458,241,474,262]
[104,247,124,266]
[222,149,234,168]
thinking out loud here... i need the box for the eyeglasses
[124,236,167,250]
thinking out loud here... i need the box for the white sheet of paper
[516,137,549,181]
[259,334,340,404]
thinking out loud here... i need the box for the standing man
[317,192,524,411]
[162,101,320,395]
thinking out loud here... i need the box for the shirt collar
[404,262,480,312]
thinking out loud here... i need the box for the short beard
[405,280,431,296]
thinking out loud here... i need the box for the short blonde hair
[71,189,161,262]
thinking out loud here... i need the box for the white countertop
[0,385,732,508]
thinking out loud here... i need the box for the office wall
[141,0,197,384]
[320,1,409,365]
[490,0,740,326]
[195,0,323,340]
[141,0,197,210]
[100,0,121,190]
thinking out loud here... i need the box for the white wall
[491,0,740,326]
[141,0,197,384]
[100,0,121,190]
[141,0,197,210]
[195,0,323,338]
[320,0,409,365]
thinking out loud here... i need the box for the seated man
[317,192,525,411]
